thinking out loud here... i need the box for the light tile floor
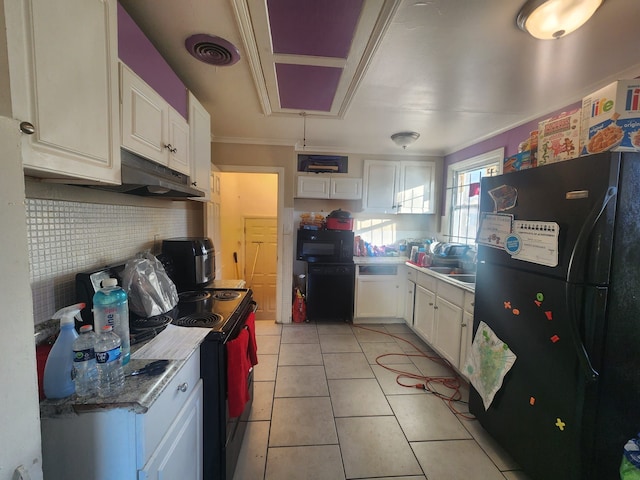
[233,321,532,480]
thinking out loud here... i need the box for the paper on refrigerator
[464,321,517,410]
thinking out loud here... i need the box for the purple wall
[444,101,582,167]
[118,3,188,119]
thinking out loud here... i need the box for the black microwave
[297,229,354,263]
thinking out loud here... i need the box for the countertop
[40,323,209,418]
[353,256,410,265]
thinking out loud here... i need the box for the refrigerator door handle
[564,186,616,382]
[565,283,599,382]
[566,186,617,284]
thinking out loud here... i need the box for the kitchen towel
[245,311,259,367]
[226,328,250,417]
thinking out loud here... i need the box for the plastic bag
[121,251,179,317]
[621,434,640,480]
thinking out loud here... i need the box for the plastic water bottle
[93,278,130,365]
[95,325,124,397]
[43,303,84,399]
[72,325,98,397]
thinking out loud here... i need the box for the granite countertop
[39,325,206,418]
[353,256,410,264]
[405,261,476,293]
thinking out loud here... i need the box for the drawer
[141,348,201,466]
[464,291,475,313]
[416,271,437,292]
[437,281,465,306]
[406,267,417,283]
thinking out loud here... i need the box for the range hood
[90,149,204,199]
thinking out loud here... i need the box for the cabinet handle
[177,382,189,393]
[461,323,467,327]
[192,181,198,186]
[429,302,434,306]
[164,143,177,153]
[471,302,475,307]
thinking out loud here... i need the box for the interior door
[244,217,277,320]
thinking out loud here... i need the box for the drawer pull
[177,382,189,393]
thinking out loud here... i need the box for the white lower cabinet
[459,292,476,372]
[41,350,202,480]
[354,265,403,321]
[414,284,436,343]
[407,266,475,377]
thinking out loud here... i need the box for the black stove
[173,288,253,338]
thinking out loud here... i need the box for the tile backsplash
[26,197,202,325]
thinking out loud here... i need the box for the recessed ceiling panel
[276,63,342,111]
[267,0,363,58]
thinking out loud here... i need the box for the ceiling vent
[185,34,240,66]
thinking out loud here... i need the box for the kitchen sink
[428,267,456,274]
[446,274,476,284]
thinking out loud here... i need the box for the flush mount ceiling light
[516,0,603,40]
[391,131,420,149]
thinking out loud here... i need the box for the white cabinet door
[330,177,362,199]
[189,92,212,201]
[120,64,190,175]
[7,0,120,184]
[459,310,474,375]
[433,296,463,368]
[121,63,168,165]
[167,107,190,175]
[355,276,401,318]
[362,160,400,213]
[140,380,203,480]
[296,176,330,198]
[397,161,436,214]
[404,281,415,326]
[414,284,436,343]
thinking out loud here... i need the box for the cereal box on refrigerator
[580,79,640,155]
[537,109,581,165]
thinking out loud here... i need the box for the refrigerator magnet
[488,184,518,212]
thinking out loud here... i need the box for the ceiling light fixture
[516,0,603,40]
[391,131,420,149]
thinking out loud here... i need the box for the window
[444,148,503,245]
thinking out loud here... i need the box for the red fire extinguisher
[292,288,306,323]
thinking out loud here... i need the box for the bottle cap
[101,325,113,332]
[79,325,93,333]
[102,278,118,288]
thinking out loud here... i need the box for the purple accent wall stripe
[444,101,582,167]
[267,0,363,59]
[117,3,188,119]
[276,63,342,111]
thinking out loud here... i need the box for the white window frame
[441,147,504,244]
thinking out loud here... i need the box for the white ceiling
[118,0,640,157]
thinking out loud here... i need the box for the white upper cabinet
[362,160,435,214]
[188,92,212,201]
[362,161,399,212]
[120,63,190,175]
[6,0,120,184]
[296,175,362,199]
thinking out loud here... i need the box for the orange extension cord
[353,325,475,420]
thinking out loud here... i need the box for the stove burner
[212,290,241,301]
[174,312,223,328]
[179,290,212,302]
[129,312,174,333]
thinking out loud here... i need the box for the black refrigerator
[468,151,640,480]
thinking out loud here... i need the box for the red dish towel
[227,328,250,418]
[245,312,259,367]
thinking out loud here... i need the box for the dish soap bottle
[43,302,85,399]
